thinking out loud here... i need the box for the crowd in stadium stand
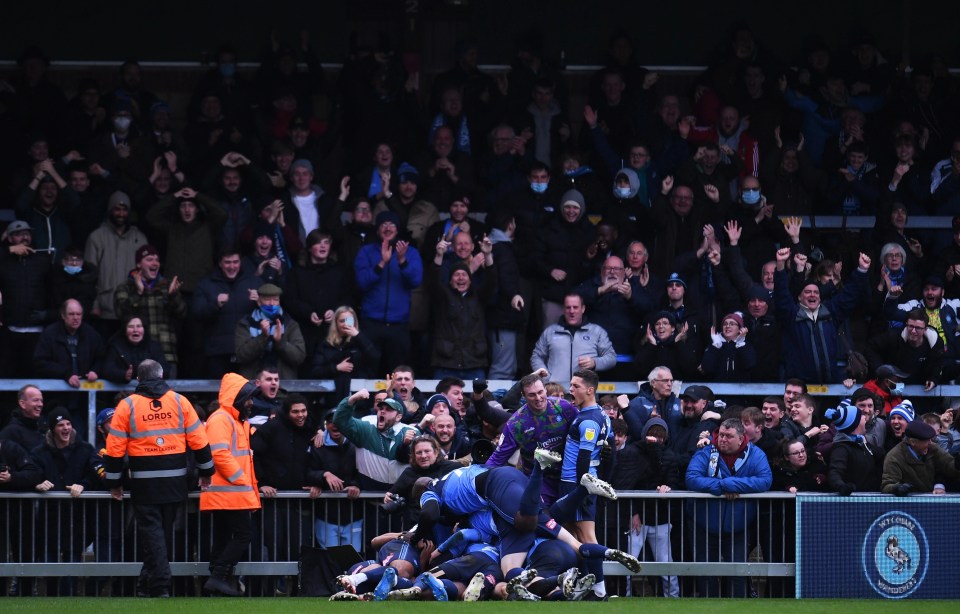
[2,22,960,597]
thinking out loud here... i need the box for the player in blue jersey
[556,369,616,540]
[496,537,596,601]
[388,530,502,601]
[332,530,427,600]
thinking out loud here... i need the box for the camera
[381,493,406,513]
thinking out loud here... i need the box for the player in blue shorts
[555,370,616,542]
[389,536,502,601]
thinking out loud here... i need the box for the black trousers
[209,509,253,570]
[133,501,178,592]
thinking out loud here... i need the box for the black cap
[904,420,937,440]
[680,385,714,402]
[876,364,909,380]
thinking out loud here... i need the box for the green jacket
[332,396,411,461]
[881,440,960,493]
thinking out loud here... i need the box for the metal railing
[0,490,805,597]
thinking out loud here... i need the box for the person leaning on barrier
[881,419,960,495]
[103,359,214,598]
[685,417,772,598]
[200,373,262,596]
[307,409,362,550]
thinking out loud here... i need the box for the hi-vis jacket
[200,373,261,511]
[104,378,214,504]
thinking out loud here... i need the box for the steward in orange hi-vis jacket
[103,359,213,598]
[200,372,261,596]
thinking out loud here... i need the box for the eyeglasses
[787,450,807,457]
[905,324,925,331]
[653,378,674,383]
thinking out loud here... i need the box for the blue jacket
[354,243,423,323]
[773,267,868,383]
[685,441,772,534]
[624,382,681,441]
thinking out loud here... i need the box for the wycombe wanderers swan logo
[861,511,928,598]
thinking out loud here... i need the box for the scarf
[429,113,471,154]
[249,307,286,353]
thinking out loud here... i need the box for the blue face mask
[219,63,237,78]
[260,304,280,319]
[890,381,905,395]
[63,265,82,275]
[741,188,761,205]
[614,186,632,199]
[530,182,548,194]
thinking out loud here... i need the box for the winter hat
[253,219,274,239]
[135,244,159,263]
[96,408,115,428]
[425,393,451,414]
[722,312,745,328]
[890,400,915,423]
[375,210,401,228]
[641,416,669,439]
[5,220,32,235]
[666,272,686,288]
[291,159,314,174]
[450,261,472,277]
[257,283,283,297]
[397,162,420,184]
[48,408,72,430]
[559,189,585,211]
[825,398,861,434]
[108,191,131,209]
[747,284,771,305]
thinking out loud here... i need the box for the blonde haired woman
[309,306,380,398]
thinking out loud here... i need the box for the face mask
[615,186,632,199]
[890,382,905,395]
[741,188,761,205]
[114,117,132,132]
[219,63,236,78]
[530,182,548,194]
[260,304,280,319]
[63,265,82,275]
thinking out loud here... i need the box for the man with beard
[667,384,721,475]
[885,275,960,381]
[114,244,187,376]
[430,414,471,461]
[851,387,887,449]
[333,388,417,491]
[84,191,148,338]
[827,400,885,496]
[251,394,317,590]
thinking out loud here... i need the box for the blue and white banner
[797,495,960,599]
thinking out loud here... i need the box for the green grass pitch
[4,599,957,613]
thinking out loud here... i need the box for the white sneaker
[387,587,421,601]
[534,447,562,469]
[336,575,357,594]
[570,573,596,601]
[558,567,579,599]
[329,591,362,601]
[606,549,642,573]
[463,572,485,602]
[581,473,617,500]
[508,583,541,601]
[507,568,537,590]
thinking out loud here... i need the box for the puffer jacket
[200,373,261,511]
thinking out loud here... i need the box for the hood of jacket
[613,168,641,199]
[134,378,172,399]
[218,372,256,421]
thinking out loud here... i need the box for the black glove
[893,483,913,497]
[599,439,613,463]
[473,378,488,395]
[837,484,854,497]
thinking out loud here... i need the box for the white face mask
[114,117,132,132]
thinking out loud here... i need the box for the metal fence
[0,490,806,597]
